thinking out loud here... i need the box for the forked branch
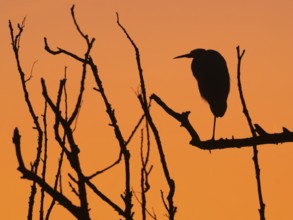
[236,46,265,220]
[12,128,81,219]
[117,13,177,219]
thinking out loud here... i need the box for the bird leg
[212,116,216,140]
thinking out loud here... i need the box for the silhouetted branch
[86,33,134,220]
[44,13,93,129]
[27,180,37,220]
[141,129,147,220]
[40,65,91,219]
[254,124,269,136]
[87,110,148,179]
[87,37,133,220]
[87,110,147,180]
[236,46,265,220]
[46,95,67,220]
[86,151,122,179]
[11,6,142,220]
[68,175,79,197]
[11,5,293,220]
[139,125,154,220]
[151,93,293,149]
[117,13,176,219]
[132,190,157,220]
[116,13,145,101]
[160,190,168,214]
[40,101,48,220]
[26,60,38,83]
[44,37,85,63]
[41,77,91,219]
[84,178,126,217]
[43,6,95,66]
[45,150,65,220]
[41,79,70,155]
[9,18,44,220]
[43,6,133,219]
[125,113,146,146]
[12,128,81,219]
[151,94,200,143]
[41,78,77,155]
[46,72,67,220]
[71,5,90,44]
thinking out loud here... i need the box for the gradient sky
[1,1,293,219]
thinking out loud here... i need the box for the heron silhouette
[174,49,230,140]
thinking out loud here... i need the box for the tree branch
[236,46,265,220]
[9,18,44,220]
[117,13,176,219]
[151,93,293,150]
[12,128,81,218]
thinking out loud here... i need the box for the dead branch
[87,111,147,180]
[236,46,265,220]
[9,18,44,220]
[40,101,48,220]
[42,5,134,219]
[151,93,293,150]
[12,128,81,219]
[139,124,154,220]
[86,151,122,179]
[117,13,177,219]
[41,67,90,220]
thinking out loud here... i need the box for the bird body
[175,48,230,139]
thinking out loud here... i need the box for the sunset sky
[1,1,293,219]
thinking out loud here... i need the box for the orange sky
[1,1,293,219]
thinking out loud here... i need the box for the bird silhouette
[175,48,230,140]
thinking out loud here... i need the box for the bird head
[174,48,206,59]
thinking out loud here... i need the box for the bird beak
[174,53,191,59]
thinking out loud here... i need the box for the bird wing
[192,50,230,117]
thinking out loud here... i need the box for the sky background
[1,0,293,219]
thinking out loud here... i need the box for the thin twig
[71,5,90,43]
[84,178,126,217]
[44,37,85,62]
[84,15,133,218]
[44,6,129,219]
[87,110,148,180]
[139,125,154,220]
[40,101,48,220]
[132,190,157,220]
[25,60,38,83]
[86,151,122,179]
[236,46,265,220]
[46,77,67,219]
[45,150,64,220]
[151,94,200,143]
[42,77,91,219]
[9,18,44,220]
[140,129,146,220]
[125,113,146,146]
[12,128,81,219]
[117,13,176,219]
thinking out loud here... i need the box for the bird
[174,48,230,140]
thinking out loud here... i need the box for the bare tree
[9,5,172,220]
[9,4,293,220]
